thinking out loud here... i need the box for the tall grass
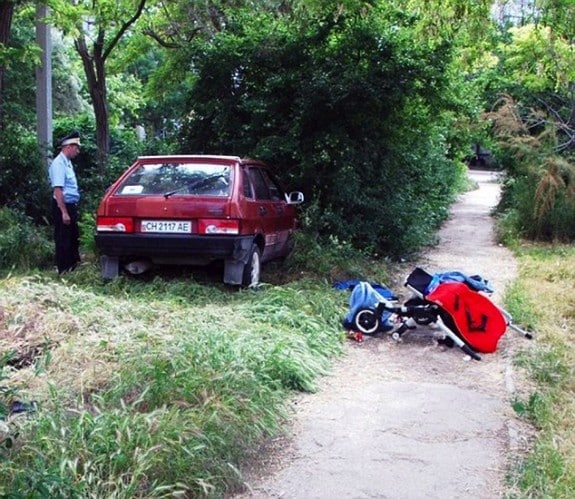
[0,269,346,497]
[504,244,575,497]
[5,237,575,497]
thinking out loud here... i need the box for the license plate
[140,220,192,233]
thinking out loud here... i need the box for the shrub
[178,9,470,259]
[0,207,53,271]
[486,96,575,242]
[0,124,51,225]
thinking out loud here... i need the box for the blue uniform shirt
[49,151,80,204]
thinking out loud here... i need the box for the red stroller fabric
[426,282,507,353]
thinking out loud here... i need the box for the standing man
[49,131,82,274]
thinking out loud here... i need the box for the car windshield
[116,162,232,197]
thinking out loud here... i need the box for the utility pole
[36,3,52,166]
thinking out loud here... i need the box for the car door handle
[259,206,268,216]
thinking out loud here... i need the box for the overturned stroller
[344,267,533,361]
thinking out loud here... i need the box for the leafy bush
[78,212,97,256]
[485,95,575,243]
[0,207,53,271]
[495,157,575,243]
[494,207,522,247]
[178,8,470,259]
[282,230,394,285]
[0,124,51,225]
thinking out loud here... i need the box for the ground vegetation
[1,1,575,494]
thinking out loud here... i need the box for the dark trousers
[52,199,81,274]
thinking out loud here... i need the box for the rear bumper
[94,233,254,263]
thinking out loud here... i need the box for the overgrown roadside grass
[0,265,348,497]
[504,244,575,497]
[2,240,574,497]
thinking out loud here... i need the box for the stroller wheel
[414,314,435,326]
[352,308,380,335]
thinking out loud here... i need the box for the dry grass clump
[0,277,83,391]
[0,275,163,400]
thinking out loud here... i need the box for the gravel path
[231,170,533,499]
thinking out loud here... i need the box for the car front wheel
[242,245,261,288]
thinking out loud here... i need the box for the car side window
[261,170,284,201]
[242,168,253,199]
[249,168,271,200]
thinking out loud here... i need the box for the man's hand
[53,187,71,224]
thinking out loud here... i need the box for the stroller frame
[351,267,533,361]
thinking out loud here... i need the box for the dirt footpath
[232,170,533,499]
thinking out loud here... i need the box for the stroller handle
[509,322,533,339]
[498,308,534,340]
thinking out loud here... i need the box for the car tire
[242,245,261,288]
[100,255,120,280]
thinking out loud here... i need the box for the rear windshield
[116,162,232,197]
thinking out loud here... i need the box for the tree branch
[142,27,183,49]
[535,96,575,152]
[102,0,147,61]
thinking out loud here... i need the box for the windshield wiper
[164,185,188,199]
[164,174,227,198]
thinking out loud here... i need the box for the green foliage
[0,207,53,272]
[478,16,575,243]
[78,211,97,255]
[0,124,51,224]
[285,230,374,281]
[498,24,575,94]
[0,4,42,127]
[51,31,92,117]
[0,352,19,451]
[504,245,575,497]
[0,276,344,496]
[494,207,522,247]
[486,96,575,242]
[178,7,470,258]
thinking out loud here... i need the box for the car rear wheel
[242,245,261,288]
[100,255,120,280]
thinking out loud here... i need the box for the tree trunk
[76,31,109,172]
[72,0,147,171]
[0,0,15,129]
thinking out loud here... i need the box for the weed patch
[505,244,575,496]
[0,271,346,497]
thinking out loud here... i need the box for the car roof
[135,155,265,166]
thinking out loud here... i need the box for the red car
[94,155,304,287]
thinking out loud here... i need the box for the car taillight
[96,217,134,233]
[198,219,240,235]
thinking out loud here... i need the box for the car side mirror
[286,191,304,204]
